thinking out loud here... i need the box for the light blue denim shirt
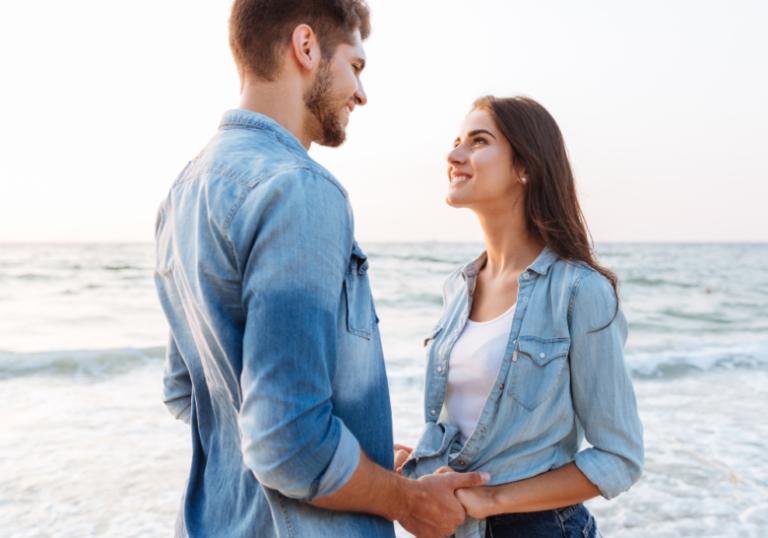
[155,110,395,538]
[402,249,644,538]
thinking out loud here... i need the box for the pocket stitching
[508,338,570,411]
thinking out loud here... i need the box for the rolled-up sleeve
[231,169,361,501]
[162,331,192,424]
[569,271,644,500]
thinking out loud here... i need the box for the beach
[1,242,767,537]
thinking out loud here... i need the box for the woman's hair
[473,95,619,295]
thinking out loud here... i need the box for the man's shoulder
[185,124,346,199]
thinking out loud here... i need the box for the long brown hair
[473,95,619,295]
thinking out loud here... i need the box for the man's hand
[397,467,490,538]
[394,444,413,474]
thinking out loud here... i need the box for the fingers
[433,465,457,475]
[394,444,413,454]
[394,449,412,470]
[445,471,491,489]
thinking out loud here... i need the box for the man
[154,1,489,537]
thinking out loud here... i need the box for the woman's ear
[513,157,529,184]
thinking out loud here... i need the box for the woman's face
[445,109,522,209]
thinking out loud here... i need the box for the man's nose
[354,80,368,106]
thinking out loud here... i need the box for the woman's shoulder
[548,257,613,294]
[547,259,621,333]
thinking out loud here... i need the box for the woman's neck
[475,205,545,278]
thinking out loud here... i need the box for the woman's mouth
[449,173,472,188]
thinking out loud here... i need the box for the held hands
[434,466,497,521]
[397,466,491,538]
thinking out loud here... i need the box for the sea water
[1,243,766,537]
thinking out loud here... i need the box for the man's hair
[229,0,371,83]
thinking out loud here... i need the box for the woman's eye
[472,137,487,146]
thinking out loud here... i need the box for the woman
[395,96,644,538]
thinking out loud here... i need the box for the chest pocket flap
[509,337,570,411]
[345,242,374,339]
[518,337,570,365]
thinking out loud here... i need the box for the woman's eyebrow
[468,129,496,139]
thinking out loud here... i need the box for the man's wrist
[384,474,415,522]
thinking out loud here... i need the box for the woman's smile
[449,171,472,188]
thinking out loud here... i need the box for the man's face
[304,29,367,147]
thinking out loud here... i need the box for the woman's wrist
[485,482,519,517]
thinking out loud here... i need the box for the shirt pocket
[344,242,374,339]
[508,337,570,411]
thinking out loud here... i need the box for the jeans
[484,503,602,538]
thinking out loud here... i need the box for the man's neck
[238,79,312,149]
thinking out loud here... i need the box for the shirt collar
[218,109,308,155]
[461,245,558,281]
[527,245,558,275]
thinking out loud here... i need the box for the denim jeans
[484,503,602,538]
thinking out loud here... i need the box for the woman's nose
[446,146,466,164]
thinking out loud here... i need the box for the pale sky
[1,0,766,243]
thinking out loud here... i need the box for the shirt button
[480,427,485,433]
[430,409,436,416]
[539,352,546,359]
[459,460,465,466]
[498,383,504,390]
[524,297,528,302]
[437,366,443,373]
[523,273,530,280]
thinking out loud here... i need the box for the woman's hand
[394,444,413,474]
[455,486,497,520]
[434,466,498,520]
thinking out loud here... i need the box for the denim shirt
[155,110,395,538]
[401,249,644,538]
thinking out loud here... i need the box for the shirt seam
[567,267,597,327]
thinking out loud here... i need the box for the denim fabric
[485,504,602,538]
[155,110,395,538]
[402,250,643,538]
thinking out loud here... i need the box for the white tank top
[445,303,516,446]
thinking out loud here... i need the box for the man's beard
[304,60,347,148]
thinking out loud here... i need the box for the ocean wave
[624,277,697,288]
[625,337,768,378]
[103,265,145,271]
[0,347,166,379]
[3,338,766,382]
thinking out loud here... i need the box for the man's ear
[291,24,320,73]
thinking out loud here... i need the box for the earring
[521,177,527,183]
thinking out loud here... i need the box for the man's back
[155,110,395,537]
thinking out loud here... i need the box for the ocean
[1,243,766,537]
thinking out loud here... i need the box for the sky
[0,0,766,243]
